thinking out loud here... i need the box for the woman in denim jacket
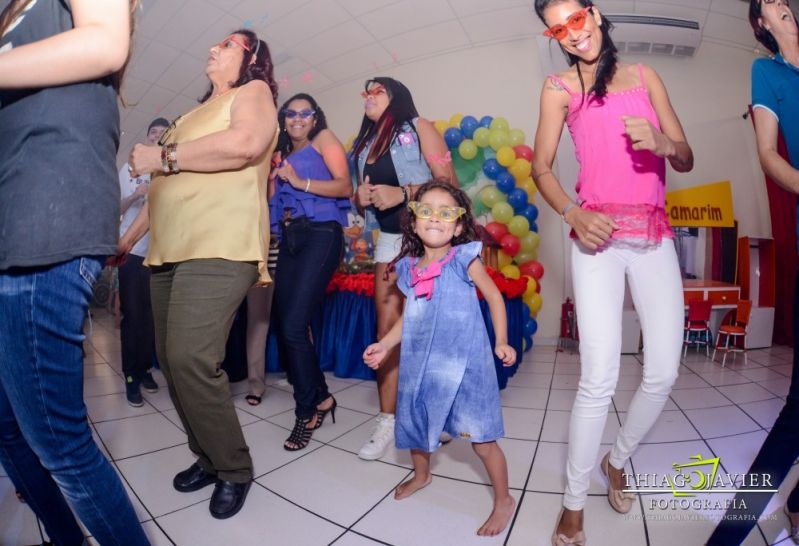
[351,77,457,460]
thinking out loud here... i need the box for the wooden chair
[712,300,752,367]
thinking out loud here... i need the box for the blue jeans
[706,270,799,545]
[0,257,149,546]
[273,218,343,419]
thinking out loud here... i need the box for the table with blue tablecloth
[259,290,523,390]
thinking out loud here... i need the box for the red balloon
[500,233,521,256]
[513,145,534,162]
[519,260,544,280]
[485,221,509,243]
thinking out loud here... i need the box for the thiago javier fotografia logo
[623,454,776,512]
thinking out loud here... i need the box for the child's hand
[363,342,388,369]
[495,344,516,367]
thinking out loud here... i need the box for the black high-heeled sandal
[314,397,337,430]
[284,416,314,451]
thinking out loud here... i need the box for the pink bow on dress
[409,249,456,300]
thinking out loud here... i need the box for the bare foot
[555,508,583,540]
[477,495,516,536]
[394,472,432,500]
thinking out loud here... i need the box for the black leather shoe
[173,463,216,493]
[209,479,251,519]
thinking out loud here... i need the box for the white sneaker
[358,414,395,460]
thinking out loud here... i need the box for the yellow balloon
[509,158,532,182]
[501,264,521,280]
[434,120,449,135]
[496,146,516,167]
[497,250,513,269]
[518,177,538,202]
[449,113,464,127]
[523,276,538,298]
[473,127,490,148]
[524,292,542,315]
[490,117,510,132]
[530,292,543,314]
[509,128,526,147]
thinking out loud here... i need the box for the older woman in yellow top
[122,28,278,520]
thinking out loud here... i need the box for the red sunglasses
[360,83,387,99]
[215,35,251,52]
[543,7,592,41]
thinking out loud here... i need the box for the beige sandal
[600,453,635,514]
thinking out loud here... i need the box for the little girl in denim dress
[363,180,517,537]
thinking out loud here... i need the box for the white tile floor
[3,310,798,545]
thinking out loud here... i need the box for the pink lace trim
[571,203,673,250]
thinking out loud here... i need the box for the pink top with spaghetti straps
[548,63,673,249]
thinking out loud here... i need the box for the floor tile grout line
[505,348,560,544]
[250,480,351,533]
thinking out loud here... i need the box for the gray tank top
[0,0,120,268]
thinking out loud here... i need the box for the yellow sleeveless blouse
[145,87,276,285]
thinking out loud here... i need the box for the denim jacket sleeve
[354,118,434,233]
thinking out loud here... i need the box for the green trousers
[150,258,257,483]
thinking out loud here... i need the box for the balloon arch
[435,113,544,351]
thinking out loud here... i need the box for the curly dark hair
[200,29,279,106]
[749,0,781,55]
[275,93,328,156]
[534,0,618,101]
[387,180,479,276]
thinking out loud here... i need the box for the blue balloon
[460,115,479,139]
[522,303,531,317]
[529,222,538,233]
[482,158,504,180]
[524,318,538,337]
[444,127,464,149]
[479,115,493,128]
[495,172,516,194]
[521,204,539,225]
[508,188,528,213]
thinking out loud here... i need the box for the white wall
[311,36,768,343]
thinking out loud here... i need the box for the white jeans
[563,240,683,510]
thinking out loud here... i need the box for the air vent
[606,14,702,57]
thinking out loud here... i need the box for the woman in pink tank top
[531,2,694,545]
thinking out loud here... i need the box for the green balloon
[490,117,510,132]
[508,215,530,236]
[473,127,490,148]
[520,231,540,253]
[509,128,526,146]
[458,139,478,160]
[515,250,536,264]
[480,186,504,208]
[488,129,510,151]
[492,202,514,224]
